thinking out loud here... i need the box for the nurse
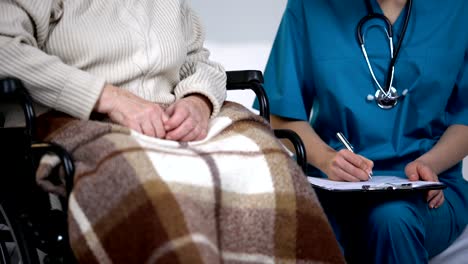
[257,0,468,262]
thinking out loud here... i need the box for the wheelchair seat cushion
[35,102,345,263]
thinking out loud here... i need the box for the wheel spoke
[0,204,40,264]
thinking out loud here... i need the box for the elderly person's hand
[405,160,445,209]
[163,94,212,142]
[94,84,168,138]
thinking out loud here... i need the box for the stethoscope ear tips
[402,89,408,96]
[367,94,375,101]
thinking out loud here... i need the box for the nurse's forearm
[417,125,468,175]
[270,115,336,173]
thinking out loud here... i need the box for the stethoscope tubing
[357,0,412,96]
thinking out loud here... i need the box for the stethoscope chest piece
[375,87,398,109]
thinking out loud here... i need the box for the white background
[191,0,287,109]
[190,0,467,178]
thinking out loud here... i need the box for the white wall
[190,0,286,71]
[190,0,287,45]
[190,0,468,178]
[191,0,287,108]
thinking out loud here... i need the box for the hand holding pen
[324,132,374,182]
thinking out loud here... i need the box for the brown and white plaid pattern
[36,102,344,264]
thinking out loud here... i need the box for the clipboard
[307,176,446,193]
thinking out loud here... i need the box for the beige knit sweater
[0,0,226,123]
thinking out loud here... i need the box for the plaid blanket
[36,102,344,264]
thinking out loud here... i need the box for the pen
[336,132,354,153]
[336,132,373,180]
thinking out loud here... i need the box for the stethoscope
[357,0,412,109]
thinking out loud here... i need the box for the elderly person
[0,0,226,141]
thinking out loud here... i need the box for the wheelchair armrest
[1,78,19,128]
[274,129,308,174]
[1,78,21,96]
[31,142,75,198]
[226,70,270,122]
[226,70,264,85]
[1,78,75,195]
[0,78,36,135]
[1,78,20,127]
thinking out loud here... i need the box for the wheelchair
[0,70,307,264]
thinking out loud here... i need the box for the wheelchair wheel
[0,204,41,264]
[0,237,10,264]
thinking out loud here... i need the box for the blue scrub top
[258,0,468,181]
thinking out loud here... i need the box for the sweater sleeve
[174,1,227,118]
[0,0,105,120]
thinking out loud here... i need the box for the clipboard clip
[362,183,413,191]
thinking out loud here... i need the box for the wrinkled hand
[323,149,374,182]
[405,160,445,209]
[94,84,168,138]
[163,94,211,142]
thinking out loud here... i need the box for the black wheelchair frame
[0,70,307,263]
